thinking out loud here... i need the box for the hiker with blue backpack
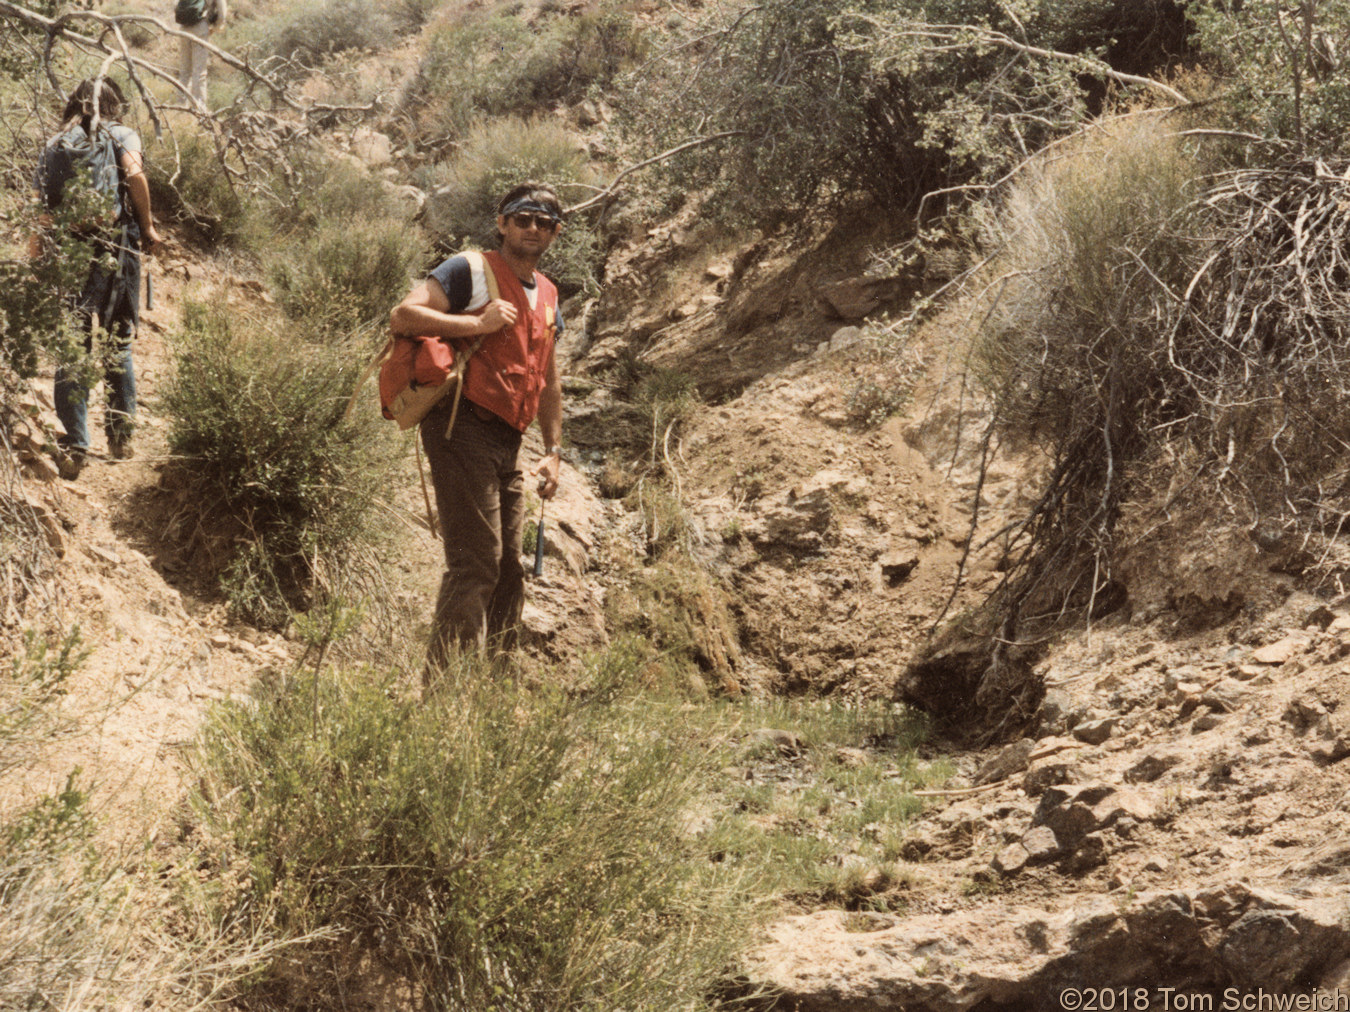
[32,77,161,477]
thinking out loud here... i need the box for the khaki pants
[420,398,526,679]
[178,19,211,107]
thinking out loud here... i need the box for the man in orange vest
[390,182,565,677]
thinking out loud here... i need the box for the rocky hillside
[14,175,1350,1009]
[7,0,1350,1007]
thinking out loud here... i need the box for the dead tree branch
[0,0,381,126]
[565,131,747,215]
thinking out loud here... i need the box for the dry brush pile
[942,119,1350,731]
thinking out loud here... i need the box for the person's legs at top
[178,19,211,106]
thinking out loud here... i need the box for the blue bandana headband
[502,198,560,222]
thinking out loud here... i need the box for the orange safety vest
[460,250,559,433]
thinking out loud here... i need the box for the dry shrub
[952,110,1350,727]
[0,629,276,1007]
[943,115,1213,726]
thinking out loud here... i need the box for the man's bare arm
[389,278,516,338]
[530,348,563,500]
[120,150,161,251]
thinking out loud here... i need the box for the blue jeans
[55,317,136,452]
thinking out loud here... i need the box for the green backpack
[175,0,208,25]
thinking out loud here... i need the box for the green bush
[162,302,395,626]
[2,156,119,384]
[531,5,649,105]
[267,214,425,334]
[268,151,405,234]
[146,131,249,247]
[191,653,754,1008]
[259,0,396,69]
[412,3,645,136]
[419,117,600,296]
[259,155,427,333]
[414,14,535,135]
[1190,1,1350,156]
[388,0,442,34]
[613,0,1188,220]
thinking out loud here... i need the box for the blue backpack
[35,123,127,225]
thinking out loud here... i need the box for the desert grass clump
[419,116,600,296]
[947,115,1212,721]
[0,630,126,1009]
[161,302,394,626]
[0,776,116,1010]
[256,0,396,71]
[191,651,755,1009]
[267,214,425,333]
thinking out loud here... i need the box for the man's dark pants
[420,397,526,678]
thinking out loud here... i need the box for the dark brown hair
[63,77,126,130]
[495,181,563,220]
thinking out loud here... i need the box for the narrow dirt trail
[14,250,300,841]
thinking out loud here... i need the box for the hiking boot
[108,436,134,460]
[55,446,86,480]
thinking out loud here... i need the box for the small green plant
[162,302,395,626]
[4,769,92,851]
[266,214,425,334]
[958,870,1010,897]
[1,627,87,775]
[843,341,925,430]
[191,652,754,1008]
[417,116,600,296]
[635,366,699,454]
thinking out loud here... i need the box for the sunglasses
[509,212,558,231]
